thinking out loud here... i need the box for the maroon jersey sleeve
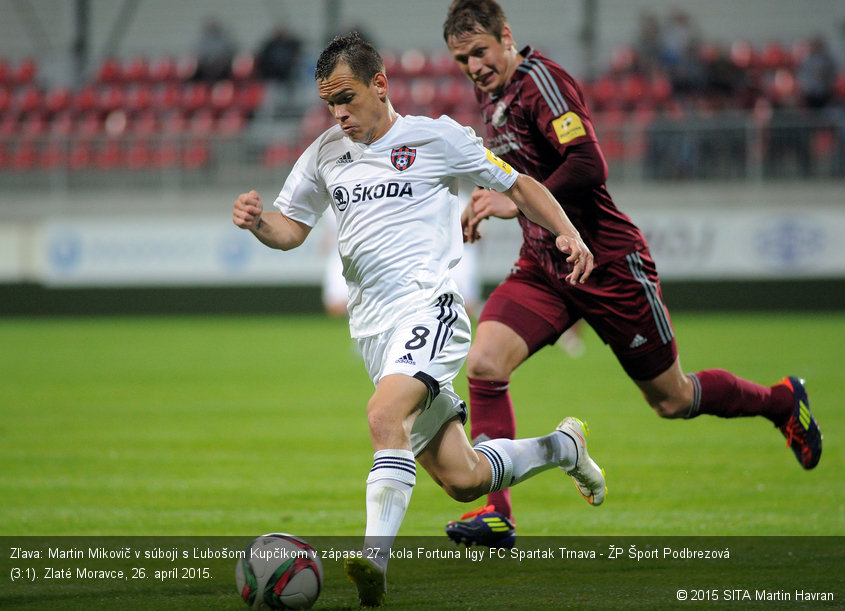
[520,59,609,191]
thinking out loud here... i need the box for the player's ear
[373,72,389,100]
[500,24,515,48]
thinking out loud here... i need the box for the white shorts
[357,293,471,455]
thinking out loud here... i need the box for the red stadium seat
[429,50,462,78]
[760,42,792,70]
[152,82,181,111]
[130,109,159,136]
[13,58,37,86]
[124,139,152,169]
[125,83,154,113]
[96,57,123,84]
[0,86,10,114]
[262,142,297,167]
[188,108,215,135]
[72,86,98,114]
[409,78,437,112]
[94,139,124,170]
[149,56,178,82]
[45,87,73,115]
[181,82,210,112]
[160,109,187,134]
[21,112,47,137]
[49,110,75,136]
[399,48,428,78]
[730,40,758,70]
[182,141,209,169]
[234,80,265,113]
[148,141,178,169]
[40,141,66,170]
[76,111,103,137]
[14,86,44,115]
[210,80,235,112]
[231,52,256,81]
[217,108,246,135]
[123,56,150,82]
[67,140,94,170]
[97,84,125,113]
[0,113,19,137]
[10,140,38,170]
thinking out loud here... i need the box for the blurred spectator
[193,19,236,81]
[668,38,705,97]
[632,10,662,75]
[701,43,745,108]
[797,35,837,109]
[256,26,303,85]
[660,7,700,69]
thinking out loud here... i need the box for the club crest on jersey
[390,146,416,171]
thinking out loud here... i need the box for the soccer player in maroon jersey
[441,0,822,548]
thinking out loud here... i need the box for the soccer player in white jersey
[233,33,605,607]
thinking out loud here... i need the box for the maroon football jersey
[476,47,645,275]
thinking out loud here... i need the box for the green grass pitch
[1,312,842,609]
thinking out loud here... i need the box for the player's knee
[437,473,485,503]
[365,398,400,441]
[466,346,506,379]
[648,397,688,419]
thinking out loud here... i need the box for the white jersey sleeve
[272,130,334,227]
[437,115,518,193]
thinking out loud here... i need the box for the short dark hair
[443,0,508,43]
[315,32,384,83]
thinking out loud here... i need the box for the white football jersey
[274,114,519,337]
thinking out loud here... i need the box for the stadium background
[1,3,843,608]
[0,0,844,314]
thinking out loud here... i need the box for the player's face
[318,62,390,145]
[447,26,520,97]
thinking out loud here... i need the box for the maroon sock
[468,377,515,520]
[687,369,793,425]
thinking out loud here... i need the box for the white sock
[364,449,415,572]
[476,432,576,490]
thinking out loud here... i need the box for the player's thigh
[581,250,678,381]
[469,320,530,377]
[478,258,575,359]
[417,417,489,495]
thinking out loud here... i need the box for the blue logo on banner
[754,217,823,270]
[218,231,252,269]
[48,231,82,272]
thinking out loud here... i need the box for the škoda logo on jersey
[332,182,414,211]
[390,146,416,171]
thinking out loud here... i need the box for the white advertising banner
[36,218,332,287]
[6,206,845,286]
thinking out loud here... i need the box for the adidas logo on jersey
[395,353,416,365]
[629,334,648,348]
[335,152,353,165]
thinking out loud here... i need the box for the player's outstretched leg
[777,377,822,469]
[345,556,386,608]
[446,416,605,547]
[556,417,607,506]
[445,504,516,548]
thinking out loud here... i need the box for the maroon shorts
[480,248,678,381]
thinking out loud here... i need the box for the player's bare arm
[505,175,594,284]
[461,188,518,243]
[233,189,311,250]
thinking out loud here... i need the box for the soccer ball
[235,533,323,610]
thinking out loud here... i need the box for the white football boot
[556,417,607,506]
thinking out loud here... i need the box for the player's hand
[462,188,520,243]
[555,233,594,285]
[233,189,263,230]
